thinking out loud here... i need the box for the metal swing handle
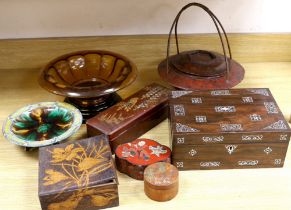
[166,2,232,80]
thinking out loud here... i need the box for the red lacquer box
[115,138,171,180]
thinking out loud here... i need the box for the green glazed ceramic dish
[2,102,82,148]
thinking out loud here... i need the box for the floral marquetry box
[86,83,169,151]
[38,135,118,210]
[169,89,291,170]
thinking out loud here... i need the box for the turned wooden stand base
[65,93,122,122]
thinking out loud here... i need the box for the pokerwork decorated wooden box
[86,83,169,151]
[169,89,291,170]
[39,135,119,210]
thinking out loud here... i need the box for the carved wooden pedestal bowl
[39,50,137,121]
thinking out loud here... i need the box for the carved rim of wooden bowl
[39,50,137,98]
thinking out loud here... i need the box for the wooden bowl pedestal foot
[65,93,122,121]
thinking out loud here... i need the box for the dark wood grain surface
[169,88,291,170]
[38,135,119,210]
[172,142,288,170]
[87,83,169,150]
[169,88,291,139]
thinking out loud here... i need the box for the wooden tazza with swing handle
[158,2,245,90]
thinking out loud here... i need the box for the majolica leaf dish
[2,102,82,148]
[38,50,137,120]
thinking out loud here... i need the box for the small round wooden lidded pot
[115,138,171,180]
[144,162,179,202]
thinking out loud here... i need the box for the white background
[0,0,290,39]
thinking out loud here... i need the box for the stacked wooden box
[169,89,291,170]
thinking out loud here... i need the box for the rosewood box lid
[86,83,169,139]
[39,135,117,196]
[169,89,291,144]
